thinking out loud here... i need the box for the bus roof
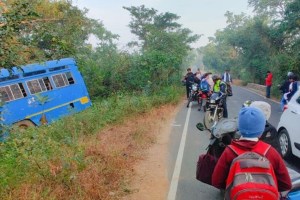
[0,58,76,78]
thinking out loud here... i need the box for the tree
[0,0,94,69]
[248,0,293,19]
[123,5,199,90]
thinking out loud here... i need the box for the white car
[277,86,300,159]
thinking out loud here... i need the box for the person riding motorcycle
[184,68,195,99]
[198,73,212,111]
[212,75,228,118]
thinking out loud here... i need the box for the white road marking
[172,124,181,127]
[167,104,191,200]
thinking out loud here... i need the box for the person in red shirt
[212,107,291,192]
[265,70,273,98]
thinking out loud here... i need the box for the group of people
[182,68,294,198]
[183,68,233,118]
[266,70,298,111]
[183,67,296,197]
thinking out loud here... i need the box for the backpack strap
[228,141,271,156]
[252,141,271,156]
[228,144,245,156]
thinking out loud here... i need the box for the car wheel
[278,129,292,160]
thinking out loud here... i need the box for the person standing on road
[222,69,233,96]
[279,72,294,111]
[265,70,273,98]
[283,74,298,104]
[212,75,228,118]
[184,68,195,99]
[212,107,292,193]
[194,68,201,84]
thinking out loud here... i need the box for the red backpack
[225,141,279,200]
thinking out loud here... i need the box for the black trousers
[186,84,191,98]
[222,96,228,118]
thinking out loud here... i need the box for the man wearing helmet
[212,75,228,118]
[278,72,294,111]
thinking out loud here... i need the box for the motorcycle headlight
[192,85,198,91]
[210,99,216,103]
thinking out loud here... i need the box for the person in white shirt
[222,69,233,96]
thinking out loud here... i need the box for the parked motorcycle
[203,92,225,129]
[198,91,210,111]
[196,118,300,199]
[197,118,238,158]
[187,83,199,108]
[225,82,233,96]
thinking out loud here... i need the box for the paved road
[167,85,300,200]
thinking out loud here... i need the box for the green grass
[0,85,183,199]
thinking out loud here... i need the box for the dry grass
[74,105,175,200]
[3,103,176,200]
[232,79,244,86]
[5,104,177,200]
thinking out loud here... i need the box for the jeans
[266,86,271,98]
[280,96,287,111]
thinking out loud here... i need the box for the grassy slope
[0,86,183,200]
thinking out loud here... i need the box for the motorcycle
[196,118,300,199]
[203,92,225,129]
[197,118,238,158]
[198,91,210,111]
[187,83,200,108]
[225,82,233,96]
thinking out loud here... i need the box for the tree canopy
[202,0,300,90]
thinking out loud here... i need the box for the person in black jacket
[283,74,298,102]
[279,72,294,111]
[184,68,195,99]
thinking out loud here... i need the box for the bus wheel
[14,120,35,129]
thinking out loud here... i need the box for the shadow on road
[286,156,300,173]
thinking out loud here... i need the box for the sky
[73,0,253,49]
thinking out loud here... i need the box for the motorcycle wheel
[203,109,218,129]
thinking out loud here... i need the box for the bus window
[0,83,27,102]
[0,87,12,102]
[23,70,46,77]
[27,79,44,94]
[43,77,53,90]
[66,72,75,84]
[49,65,67,72]
[26,77,53,94]
[18,83,27,97]
[52,73,69,88]
[10,84,24,99]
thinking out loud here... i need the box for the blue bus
[0,58,92,128]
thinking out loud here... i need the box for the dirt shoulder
[122,101,183,200]
[77,101,183,200]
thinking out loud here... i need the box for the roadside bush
[0,86,183,199]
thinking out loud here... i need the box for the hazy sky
[73,0,252,49]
